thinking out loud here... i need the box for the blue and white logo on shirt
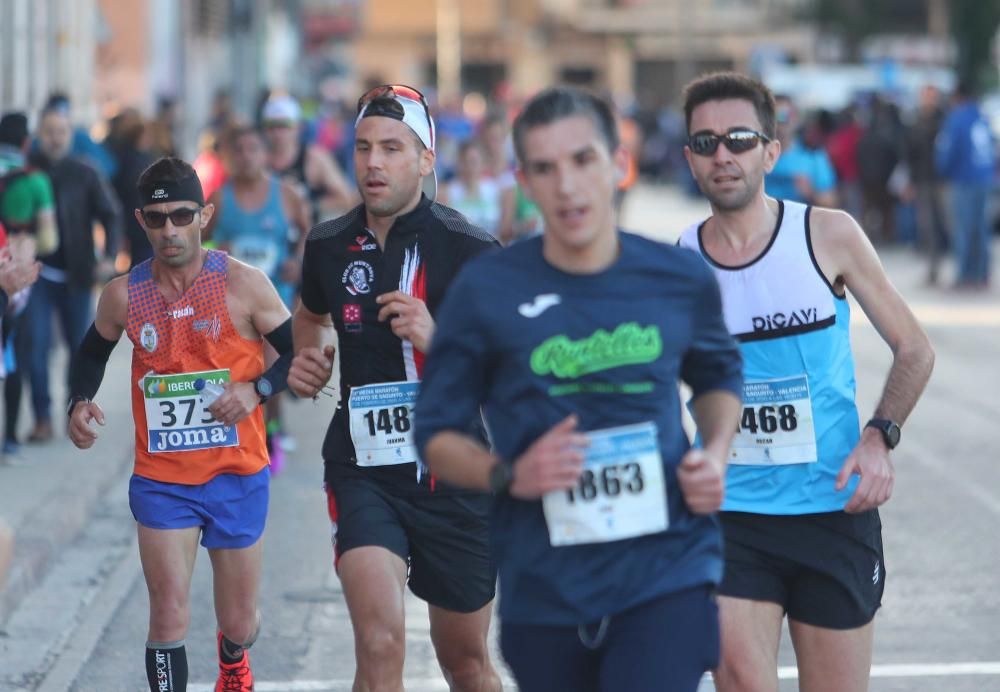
[343,261,375,296]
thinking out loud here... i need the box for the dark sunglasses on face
[141,207,201,229]
[688,128,771,156]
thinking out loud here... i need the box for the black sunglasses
[688,129,771,156]
[141,207,201,229]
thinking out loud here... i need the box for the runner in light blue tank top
[213,177,294,306]
[680,71,934,692]
[680,200,860,513]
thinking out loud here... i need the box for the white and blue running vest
[679,200,860,514]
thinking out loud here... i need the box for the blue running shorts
[129,466,269,549]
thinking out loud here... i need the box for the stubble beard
[363,179,421,218]
[704,173,761,213]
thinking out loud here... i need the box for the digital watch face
[257,378,273,398]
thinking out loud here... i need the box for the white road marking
[188,679,512,691]
[780,661,1000,679]
[188,661,1000,691]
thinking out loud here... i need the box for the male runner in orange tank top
[66,157,295,692]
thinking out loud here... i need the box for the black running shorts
[325,463,496,613]
[718,509,885,629]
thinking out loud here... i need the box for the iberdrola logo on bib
[530,322,663,379]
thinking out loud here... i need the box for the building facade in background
[0,0,99,121]
[0,0,979,147]
[0,0,296,158]
[330,0,818,109]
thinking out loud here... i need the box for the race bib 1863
[543,422,668,547]
[348,381,419,467]
[730,375,818,465]
[143,370,239,453]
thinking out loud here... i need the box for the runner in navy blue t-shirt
[415,87,744,692]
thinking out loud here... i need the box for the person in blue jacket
[415,86,744,692]
[936,80,997,289]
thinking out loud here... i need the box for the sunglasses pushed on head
[356,84,435,150]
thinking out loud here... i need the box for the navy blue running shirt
[415,232,743,625]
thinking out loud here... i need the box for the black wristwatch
[67,395,89,417]
[865,418,901,450]
[488,461,513,494]
[252,376,274,404]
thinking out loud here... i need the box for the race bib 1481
[348,381,419,467]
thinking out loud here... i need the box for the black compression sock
[219,634,245,664]
[145,641,187,692]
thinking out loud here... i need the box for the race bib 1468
[730,375,818,465]
[143,370,239,453]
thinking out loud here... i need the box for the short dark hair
[512,86,619,164]
[44,92,71,113]
[682,72,777,140]
[138,156,199,189]
[0,112,29,147]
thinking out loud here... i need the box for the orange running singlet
[125,250,268,485]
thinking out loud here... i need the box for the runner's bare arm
[209,262,293,425]
[280,180,311,248]
[678,389,742,514]
[423,432,496,491]
[811,208,935,512]
[810,208,935,426]
[279,181,310,285]
[94,274,129,340]
[226,260,291,340]
[689,389,742,466]
[289,302,336,398]
[307,145,358,211]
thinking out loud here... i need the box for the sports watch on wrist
[67,395,89,417]
[488,460,513,494]
[865,418,901,450]
[252,376,274,404]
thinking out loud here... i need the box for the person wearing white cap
[288,84,502,692]
[262,94,357,223]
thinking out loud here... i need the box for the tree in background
[805,0,926,62]
[806,0,1000,92]
[949,0,1000,91]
